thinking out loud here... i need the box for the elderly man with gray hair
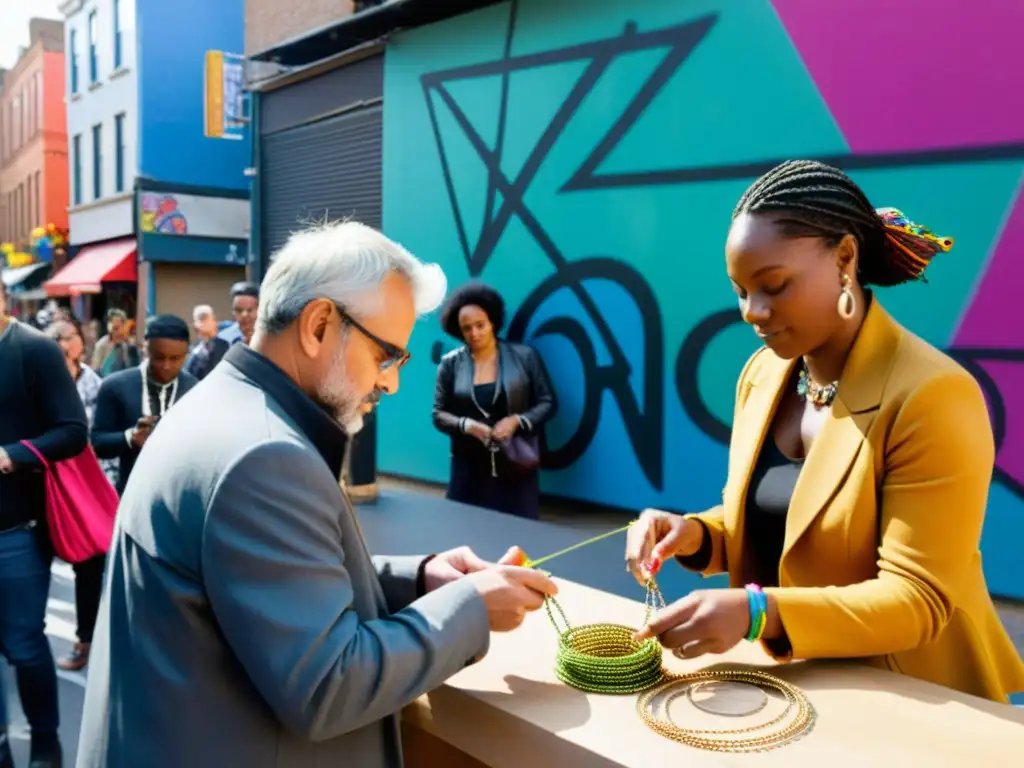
[184,303,229,380]
[76,221,557,768]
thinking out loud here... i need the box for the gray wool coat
[76,344,490,768]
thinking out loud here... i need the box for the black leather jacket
[432,340,557,454]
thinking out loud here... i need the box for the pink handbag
[20,440,118,563]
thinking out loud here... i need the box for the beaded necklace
[139,362,180,418]
[796,363,837,408]
[525,524,816,752]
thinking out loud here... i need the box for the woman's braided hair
[733,160,953,287]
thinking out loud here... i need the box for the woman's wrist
[676,516,707,557]
[762,593,783,640]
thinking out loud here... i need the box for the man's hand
[0,447,12,475]
[130,416,158,449]
[466,565,558,632]
[424,545,528,592]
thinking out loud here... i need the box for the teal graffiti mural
[381,0,1024,597]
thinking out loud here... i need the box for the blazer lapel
[782,297,901,560]
[724,353,795,580]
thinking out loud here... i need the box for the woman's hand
[465,419,493,444]
[492,416,520,441]
[625,509,706,584]
[633,588,770,659]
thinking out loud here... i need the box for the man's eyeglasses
[333,304,411,372]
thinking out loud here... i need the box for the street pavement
[3,561,84,767]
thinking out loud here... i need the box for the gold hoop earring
[837,274,856,320]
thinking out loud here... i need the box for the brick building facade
[0,18,68,252]
[244,0,356,56]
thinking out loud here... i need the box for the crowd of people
[0,161,1021,768]
[0,278,259,767]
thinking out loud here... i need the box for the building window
[27,175,33,230]
[114,113,125,192]
[35,72,42,132]
[17,183,24,240]
[27,80,34,137]
[92,123,102,200]
[73,134,82,205]
[88,10,99,83]
[35,171,41,227]
[70,29,79,93]
[114,0,124,69]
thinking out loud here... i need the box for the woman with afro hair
[433,282,557,519]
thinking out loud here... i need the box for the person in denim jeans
[0,282,89,768]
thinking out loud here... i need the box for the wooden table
[403,578,1024,767]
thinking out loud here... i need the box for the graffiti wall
[381,0,1024,597]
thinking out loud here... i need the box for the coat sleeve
[372,555,430,613]
[765,370,995,659]
[201,441,491,741]
[432,355,463,435]
[2,335,88,467]
[90,378,134,461]
[516,347,557,433]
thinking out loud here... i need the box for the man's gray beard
[316,343,365,435]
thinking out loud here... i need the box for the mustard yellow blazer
[685,297,1024,703]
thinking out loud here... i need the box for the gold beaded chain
[636,668,816,753]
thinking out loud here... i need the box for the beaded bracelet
[744,584,767,642]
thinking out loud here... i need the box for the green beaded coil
[544,581,666,695]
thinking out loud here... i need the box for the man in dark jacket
[184,304,229,380]
[0,281,88,768]
[91,314,198,495]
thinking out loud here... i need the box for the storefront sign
[139,192,249,240]
[204,50,247,140]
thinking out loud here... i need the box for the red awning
[44,238,137,297]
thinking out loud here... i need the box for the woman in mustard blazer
[626,160,1024,703]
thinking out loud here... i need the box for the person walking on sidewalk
[77,221,556,768]
[0,282,88,768]
[46,319,109,673]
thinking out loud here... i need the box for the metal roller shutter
[260,105,383,261]
[152,263,245,333]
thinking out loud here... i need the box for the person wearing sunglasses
[432,281,558,520]
[78,221,557,768]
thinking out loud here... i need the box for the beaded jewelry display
[543,579,667,695]
[526,527,817,753]
[636,669,816,752]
